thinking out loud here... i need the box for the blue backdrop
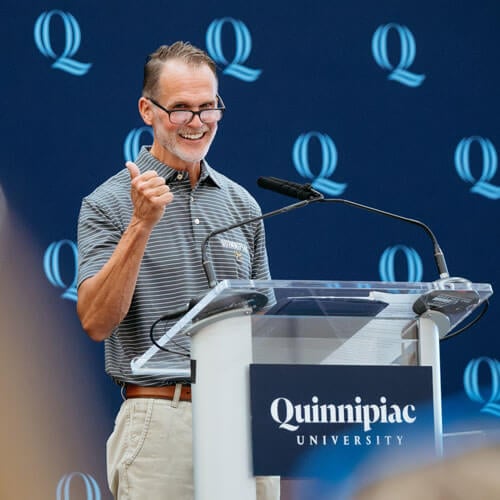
[1,0,499,497]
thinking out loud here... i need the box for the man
[77,42,279,499]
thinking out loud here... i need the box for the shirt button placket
[190,192,203,243]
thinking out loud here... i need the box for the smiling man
[76,42,278,499]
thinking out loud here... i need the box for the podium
[131,278,492,500]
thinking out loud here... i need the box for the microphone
[257,175,450,279]
[257,176,323,201]
[202,195,322,288]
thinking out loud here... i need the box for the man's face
[145,59,219,169]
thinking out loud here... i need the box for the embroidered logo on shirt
[220,238,249,263]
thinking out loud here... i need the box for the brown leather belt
[125,383,192,402]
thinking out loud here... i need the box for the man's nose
[188,112,205,127]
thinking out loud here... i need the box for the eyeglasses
[147,95,225,125]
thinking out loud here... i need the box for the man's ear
[138,97,154,125]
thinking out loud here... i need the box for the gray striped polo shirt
[77,146,271,386]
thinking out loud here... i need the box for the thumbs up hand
[126,161,173,228]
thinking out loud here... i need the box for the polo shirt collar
[136,146,222,188]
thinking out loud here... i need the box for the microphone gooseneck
[256,175,449,279]
[318,198,450,279]
[202,195,322,288]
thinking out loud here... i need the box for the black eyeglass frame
[146,95,226,125]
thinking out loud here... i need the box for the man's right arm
[77,162,173,342]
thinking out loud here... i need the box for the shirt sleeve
[77,196,124,288]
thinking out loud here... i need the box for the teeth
[180,131,204,140]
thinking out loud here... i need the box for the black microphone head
[257,176,322,200]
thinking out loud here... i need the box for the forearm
[77,218,153,341]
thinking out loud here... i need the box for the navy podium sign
[250,364,434,477]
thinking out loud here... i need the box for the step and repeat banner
[1,0,499,497]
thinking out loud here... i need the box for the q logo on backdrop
[454,136,500,200]
[292,132,347,196]
[379,245,423,282]
[56,472,101,500]
[206,18,262,82]
[43,240,78,302]
[372,23,425,87]
[124,127,154,162]
[34,10,92,76]
[464,357,500,418]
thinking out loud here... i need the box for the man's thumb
[126,161,140,180]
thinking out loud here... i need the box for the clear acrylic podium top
[131,279,493,377]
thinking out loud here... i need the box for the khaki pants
[107,398,280,499]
